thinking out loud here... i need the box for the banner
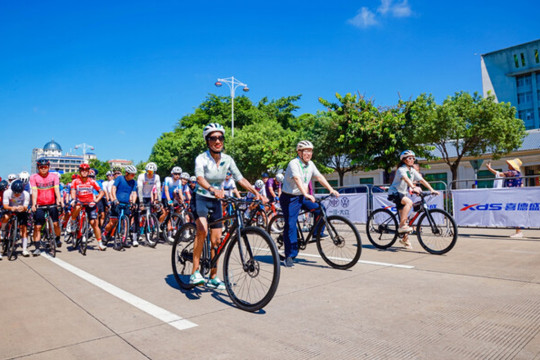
[321,194,368,223]
[452,188,540,228]
[372,193,444,214]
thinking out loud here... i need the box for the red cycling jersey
[30,172,60,206]
[71,178,101,204]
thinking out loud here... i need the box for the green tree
[60,172,76,184]
[88,158,111,180]
[408,92,526,188]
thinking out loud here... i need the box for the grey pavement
[1,227,539,360]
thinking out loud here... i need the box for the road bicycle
[66,202,94,256]
[366,192,458,255]
[133,202,160,247]
[36,205,59,257]
[172,196,280,312]
[110,203,132,251]
[2,212,21,260]
[161,201,193,244]
[266,195,362,270]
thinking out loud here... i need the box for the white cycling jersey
[137,173,161,200]
[222,178,237,197]
[3,189,30,208]
[194,150,243,199]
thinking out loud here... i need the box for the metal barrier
[450,174,540,190]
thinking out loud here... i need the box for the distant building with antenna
[31,139,96,174]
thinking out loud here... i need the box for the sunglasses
[38,165,49,169]
[405,157,416,160]
[208,135,225,142]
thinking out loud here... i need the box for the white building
[31,139,97,174]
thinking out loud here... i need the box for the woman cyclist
[387,150,439,249]
[191,123,263,289]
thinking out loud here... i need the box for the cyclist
[191,123,264,289]
[245,179,269,220]
[180,172,192,204]
[263,172,281,204]
[7,174,18,186]
[387,150,439,249]
[222,171,241,198]
[279,140,339,267]
[89,169,108,231]
[134,162,161,246]
[69,164,106,251]
[160,166,183,242]
[1,180,31,257]
[30,159,64,255]
[103,165,138,248]
[188,176,198,214]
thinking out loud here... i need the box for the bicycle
[171,196,280,312]
[108,203,132,251]
[66,202,92,256]
[161,201,193,244]
[366,192,458,255]
[266,195,362,270]
[36,205,59,257]
[2,212,20,260]
[133,201,160,247]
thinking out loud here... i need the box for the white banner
[372,193,444,214]
[452,188,540,228]
[321,194,368,223]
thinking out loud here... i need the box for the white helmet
[8,173,17,181]
[125,165,137,174]
[276,173,284,183]
[171,166,182,174]
[254,179,264,189]
[19,171,30,183]
[189,176,197,182]
[181,172,190,180]
[203,123,225,140]
[145,162,158,172]
[296,140,314,151]
[400,150,416,161]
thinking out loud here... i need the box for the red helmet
[79,163,91,171]
[72,174,79,180]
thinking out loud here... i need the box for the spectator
[485,161,504,189]
[486,158,523,238]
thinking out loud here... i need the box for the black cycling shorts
[34,206,59,226]
[194,193,222,229]
[388,193,406,210]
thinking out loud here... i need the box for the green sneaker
[206,277,225,290]
[189,271,205,286]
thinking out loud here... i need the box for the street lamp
[75,143,95,163]
[215,76,249,138]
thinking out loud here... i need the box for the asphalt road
[1,227,539,359]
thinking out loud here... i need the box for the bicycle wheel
[316,215,361,270]
[366,208,398,249]
[416,209,458,255]
[7,218,18,260]
[266,214,285,248]
[254,210,267,229]
[171,222,197,290]
[223,226,280,312]
[145,214,159,248]
[46,216,57,257]
[163,213,183,244]
[80,217,90,256]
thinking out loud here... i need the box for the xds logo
[460,203,503,211]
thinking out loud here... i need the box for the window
[521,52,526,66]
[514,54,520,68]
[314,180,338,194]
[518,109,534,129]
[518,92,533,105]
[359,178,374,185]
[423,173,447,191]
[516,75,532,88]
[535,49,539,64]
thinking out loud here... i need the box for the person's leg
[398,196,413,229]
[302,198,324,235]
[281,194,302,259]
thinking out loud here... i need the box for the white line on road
[297,252,415,269]
[42,254,197,331]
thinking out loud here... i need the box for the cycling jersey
[222,178,237,197]
[3,189,30,208]
[72,178,102,203]
[265,178,281,199]
[137,173,161,200]
[162,176,181,200]
[194,150,243,198]
[282,157,321,196]
[29,172,59,206]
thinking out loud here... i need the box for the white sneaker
[189,271,205,286]
[399,238,413,249]
[22,249,30,257]
[132,239,139,247]
[398,225,413,234]
[510,232,523,238]
[97,242,107,251]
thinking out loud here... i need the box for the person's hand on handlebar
[329,189,339,197]
[305,194,316,203]
[213,188,225,199]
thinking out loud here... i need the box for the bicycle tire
[366,208,399,249]
[315,215,361,269]
[416,209,458,255]
[223,226,280,312]
[171,222,197,290]
[45,216,56,257]
[8,218,18,260]
[164,213,183,244]
[145,214,159,248]
[80,217,89,256]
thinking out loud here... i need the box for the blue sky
[1,0,539,177]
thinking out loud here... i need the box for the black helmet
[11,179,25,194]
[37,158,50,167]
[0,180,8,191]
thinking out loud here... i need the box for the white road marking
[42,254,197,330]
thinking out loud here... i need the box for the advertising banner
[452,188,540,228]
[321,194,368,223]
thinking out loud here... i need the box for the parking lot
[1,227,539,359]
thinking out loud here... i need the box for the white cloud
[348,7,378,28]
[349,0,413,29]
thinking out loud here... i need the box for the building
[481,39,540,129]
[107,159,133,169]
[31,139,97,174]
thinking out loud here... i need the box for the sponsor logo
[340,197,350,208]
[460,203,540,211]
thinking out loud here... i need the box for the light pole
[215,76,249,138]
[75,143,95,163]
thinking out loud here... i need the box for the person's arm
[111,185,117,203]
[93,182,104,203]
[70,187,77,205]
[238,178,266,203]
[419,178,439,195]
[137,175,144,200]
[292,176,314,202]
[485,161,502,177]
